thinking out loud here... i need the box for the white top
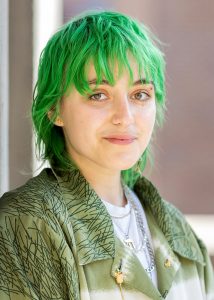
[102,187,158,288]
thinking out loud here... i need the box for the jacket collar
[134,176,205,265]
[51,168,204,266]
[52,168,115,265]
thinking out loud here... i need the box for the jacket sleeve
[0,213,80,300]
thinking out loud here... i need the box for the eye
[88,93,108,101]
[131,91,151,101]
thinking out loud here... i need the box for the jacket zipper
[114,259,125,300]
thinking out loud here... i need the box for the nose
[111,95,134,126]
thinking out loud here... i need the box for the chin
[120,165,136,171]
[113,160,138,171]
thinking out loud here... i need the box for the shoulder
[134,175,186,224]
[0,168,66,225]
[0,169,79,300]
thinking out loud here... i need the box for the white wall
[0,0,9,195]
[33,0,63,175]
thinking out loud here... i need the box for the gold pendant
[124,238,135,249]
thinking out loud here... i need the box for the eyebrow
[88,78,154,86]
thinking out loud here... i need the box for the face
[56,59,156,175]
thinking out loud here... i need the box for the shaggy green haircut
[32,10,166,188]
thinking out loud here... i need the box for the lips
[103,135,137,145]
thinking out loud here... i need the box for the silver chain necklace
[111,185,156,275]
[112,207,137,250]
[112,208,147,251]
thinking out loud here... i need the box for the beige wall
[141,1,214,214]
[8,0,33,189]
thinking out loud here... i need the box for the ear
[47,111,64,127]
[54,116,64,127]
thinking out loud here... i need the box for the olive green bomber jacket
[0,168,213,299]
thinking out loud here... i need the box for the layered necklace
[109,185,156,276]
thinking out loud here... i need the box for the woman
[0,10,213,300]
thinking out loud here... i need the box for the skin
[55,59,156,206]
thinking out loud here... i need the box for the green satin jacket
[0,168,213,299]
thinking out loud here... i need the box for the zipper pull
[115,269,124,284]
[115,259,125,300]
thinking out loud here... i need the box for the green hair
[32,10,166,187]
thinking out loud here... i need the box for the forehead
[86,56,146,83]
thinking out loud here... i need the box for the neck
[73,158,127,207]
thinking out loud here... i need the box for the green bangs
[32,10,166,187]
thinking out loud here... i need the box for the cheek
[137,103,156,130]
[62,109,101,144]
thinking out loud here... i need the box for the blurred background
[0,0,213,264]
